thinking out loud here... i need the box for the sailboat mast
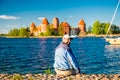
[106,0,120,37]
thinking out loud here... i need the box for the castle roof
[30,22,36,28]
[53,17,59,21]
[78,19,85,26]
[62,22,70,27]
[41,18,49,24]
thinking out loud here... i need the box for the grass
[44,67,55,74]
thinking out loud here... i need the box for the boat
[105,37,120,45]
[70,35,78,38]
[105,44,120,48]
[105,0,120,45]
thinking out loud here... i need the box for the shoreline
[1,34,120,38]
[0,73,120,80]
[0,36,62,38]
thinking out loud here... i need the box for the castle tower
[52,17,59,29]
[62,22,70,34]
[78,19,87,35]
[30,22,39,36]
[41,18,49,32]
[30,22,36,33]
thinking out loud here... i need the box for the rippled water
[0,37,120,74]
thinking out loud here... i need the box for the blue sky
[0,0,120,33]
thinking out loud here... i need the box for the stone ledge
[0,74,120,80]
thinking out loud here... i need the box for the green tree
[99,23,106,34]
[44,25,53,36]
[39,32,44,36]
[111,24,120,34]
[87,26,92,33]
[92,20,101,34]
[92,21,120,35]
[26,27,30,32]
[104,23,110,34]
[51,28,56,35]
[8,28,19,36]
[19,27,29,37]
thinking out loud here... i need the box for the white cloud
[38,17,44,21]
[0,15,20,20]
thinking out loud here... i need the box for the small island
[0,17,120,38]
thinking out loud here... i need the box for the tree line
[87,20,120,35]
[6,23,64,37]
[8,27,30,37]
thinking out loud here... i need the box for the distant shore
[0,73,120,80]
[0,34,120,38]
[0,36,62,38]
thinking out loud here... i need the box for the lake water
[0,37,120,74]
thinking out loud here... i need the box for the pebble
[0,74,120,80]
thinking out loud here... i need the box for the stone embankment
[0,74,120,80]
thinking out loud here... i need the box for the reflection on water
[104,44,120,74]
[105,45,120,48]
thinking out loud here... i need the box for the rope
[105,0,120,37]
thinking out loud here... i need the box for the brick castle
[30,17,86,36]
